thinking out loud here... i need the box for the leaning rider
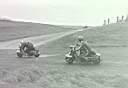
[19,40,35,54]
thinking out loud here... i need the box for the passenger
[76,36,96,60]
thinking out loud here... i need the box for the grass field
[0,20,74,42]
[40,21,128,55]
[1,21,128,88]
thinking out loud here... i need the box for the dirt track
[0,29,83,49]
[0,29,83,71]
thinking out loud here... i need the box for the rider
[19,40,35,54]
[76,36,96,58]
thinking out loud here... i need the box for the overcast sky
[0,0,128,26]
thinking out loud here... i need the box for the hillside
[40,21,128,54]
[0,20,74,42]
[1,20,128,88]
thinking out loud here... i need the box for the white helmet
[78,36,84,41]
[69,45,75,48]
[20,40,25,44]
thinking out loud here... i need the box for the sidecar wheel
[93,56,101,64]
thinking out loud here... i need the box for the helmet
[20,40,25,44]
[69,45,75,48]
[78,36,84,41]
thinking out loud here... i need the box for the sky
[0,0,128,26]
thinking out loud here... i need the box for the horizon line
[0,16,101,27]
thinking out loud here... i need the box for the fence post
[122,15,124,21]
[125,14,128,22]
[117,16,119,22]
[104,20,106,25]
[108,18,110,24]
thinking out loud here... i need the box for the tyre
[34,50,40,57]
[65,57,74,64]
[17,52,23,58]
[93,56,101,64]
[35,54,40,57]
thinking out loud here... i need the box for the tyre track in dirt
[0,29,84,71]
[0,29,83,49]
[0,29,84,58]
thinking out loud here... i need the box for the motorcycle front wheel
[17,52,23,58]
[65,57,74,64]
[35,54,40,57]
